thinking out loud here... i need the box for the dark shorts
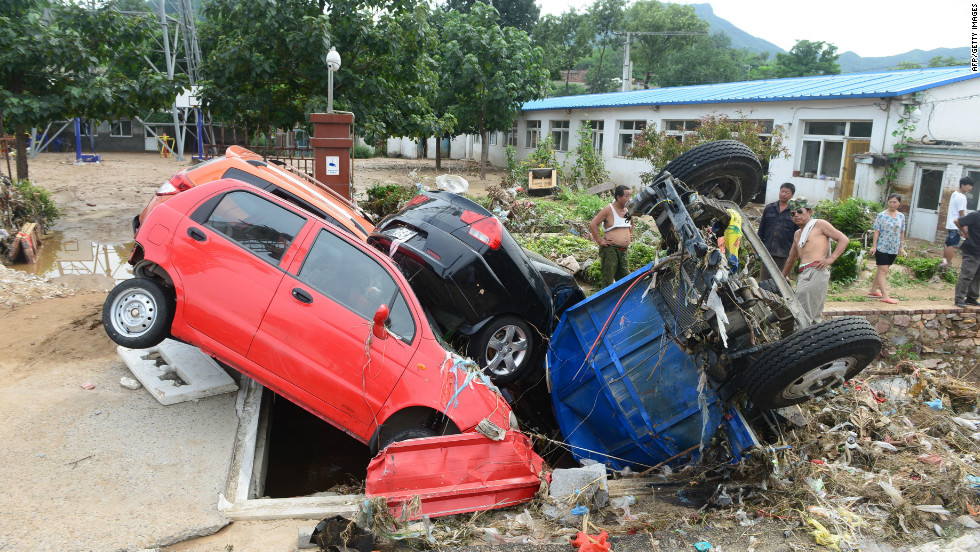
[875,251,897,266]
[946,229,962,247]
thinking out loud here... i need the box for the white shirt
[947,191,968,229]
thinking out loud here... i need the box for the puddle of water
[8,231,135,288]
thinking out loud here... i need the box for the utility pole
[614,31,706,92]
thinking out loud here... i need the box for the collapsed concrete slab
[117,339,238,405]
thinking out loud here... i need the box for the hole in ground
[261,389,371,498]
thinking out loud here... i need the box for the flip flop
[867,291,882,297]
[881,298,899,304]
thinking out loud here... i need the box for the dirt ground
[0,152,973,552]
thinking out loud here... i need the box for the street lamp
[326,46,341,113]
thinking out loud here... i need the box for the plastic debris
[878,480,905,506]
[967,475,980,490]
[873,440,898,452]
[119,377,141,390]
[609,495,636,521]
[735,508,755,526]
[309,515,373,552]
[924,398,943,410]
[435,174,468,194]
[808,518,842,551]
[806,477,826,498]
[957,515,980,528]
[694,542,713,551]
[80,382,95,390]
[570,529,611,552]
[952,417,980,431]
[571,506,590,516]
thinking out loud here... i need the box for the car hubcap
[781,357,856,400]
[110,289,156,337]
[484,324,528,376]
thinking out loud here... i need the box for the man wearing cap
[781,197,850,323]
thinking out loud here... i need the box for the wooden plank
[585,182,615,195]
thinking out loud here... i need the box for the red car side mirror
[373,304,389,339]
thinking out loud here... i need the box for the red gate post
[310,113,354,200]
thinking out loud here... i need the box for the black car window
[204,191,306,265]
[222,167,275,190]
[298,229,416,343]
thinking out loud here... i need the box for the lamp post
[326,46,341,113]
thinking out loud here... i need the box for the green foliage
[3,178,60,232]
[533,10,591,82]
[352,143,375,158]
[829,240,865,283]
[505,135,566,186]
[813,198,883,238]
[628,242,658,268]
[876,96,920,193]
[514,233,597,260]
[585,258,603,283]
[446,0,541,32]
[363,183,415,219]
[886,268,916,289]
[750,40,841,79]
[889,342,920,362]
[942,269,959,284]
[623,1,708,89]
[630,113,789,182]
[895,255,945,281]
[566,120,610,188]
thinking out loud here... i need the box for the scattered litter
[952,417,980,431]
[309,515,373,552]
[878,480,906,506]
[915,505,952,517]
[694,542,712,551]
[924,398,943,410]
[119,377,141,390]
[570,529,611,552]
[957,515,980,528]
[570,506,589,516]
[808,518,842,551]
[873,440,899,452]
[80,382,95,390]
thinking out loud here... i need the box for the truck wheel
[472,316,534,385]
[658,140,763,206]
[741,316,881,409]
[102,278,174,349]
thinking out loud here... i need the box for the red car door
[248,226,421,438]
[170,190,308,356]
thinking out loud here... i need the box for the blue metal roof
[523,67,980,112]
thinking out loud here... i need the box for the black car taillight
[460,210,502,250]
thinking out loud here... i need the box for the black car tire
[740,316,881,409]
[102,278,173,349]
[472,316,534,385]
[657,140,763,206]
[378,426,438,451]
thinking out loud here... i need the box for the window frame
[617,120,647,158]
[506,121,518,147]
[550,120,570,152]
[200,190,308,266]
[525,120,542,149]
[110,120,133,137]
[965,169,980,211]
[489,132,498,146]
[798,120,873,179]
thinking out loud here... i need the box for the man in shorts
[942,177,974,268]
[589,185,634,287]
[781,197,850,324]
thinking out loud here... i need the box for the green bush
[3,178,60,232]
[515,233,597,260]
[628,242,658,269]
[352,143,375,158]
[813,198,883,238]
[829,240,865,283]
[363,183,415,219]
[895,255,944,281]
[942,268,959,284]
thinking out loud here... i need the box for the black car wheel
[473,316,533,385]
[657,140,763,206]
[102,278,173,349]
[378,426,438,452]
[740,316,881,409]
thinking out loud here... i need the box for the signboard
[326,156,340,176]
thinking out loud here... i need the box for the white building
[389,67,980,242]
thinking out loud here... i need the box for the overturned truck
[548,150,882,471]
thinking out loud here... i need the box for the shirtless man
[781,197,849,323]
[589,185,634,286]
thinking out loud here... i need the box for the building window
[506,122,518,147]
[617,120,646,157]
[664,120,700,133]
[489,132,498,146]
[550,120,570,151]
[110,120,133,137]
[799,121,873,179]
[966,169,980,211]
[583,120,604,154]
[526,120,541,148]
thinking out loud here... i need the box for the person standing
[942,177,974,268]
[869,193,906,304]
[757,183,797,280]
[781,197,850,323]
[953,208,980,308]
[590,185,634,287]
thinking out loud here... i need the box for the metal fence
[248,146,315,176]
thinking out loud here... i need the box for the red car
[103,179,516,452]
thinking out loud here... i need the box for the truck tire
[740,316,881,409]
[658,140,763,206]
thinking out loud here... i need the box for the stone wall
[826,307,980,373]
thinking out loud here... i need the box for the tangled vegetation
[814,197,883,238]
[1,176,60,233]
[363,182,416,219]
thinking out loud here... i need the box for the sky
[537,0,973,59]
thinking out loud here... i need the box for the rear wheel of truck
[741,316,881,409]
[657,140,763,206]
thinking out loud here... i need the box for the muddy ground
[1,153,976,552]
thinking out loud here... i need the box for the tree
[198,0,445,143]
[928,55,966,67]
[655,33,750,87]
[623,1,707,89]
[0,0,184,179]
[757,39,840,79]
[532,10,591,95]
[583,0,626,93]
[444,0,539,32]
[439,3,548,178]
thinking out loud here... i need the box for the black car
[368,191,584,385]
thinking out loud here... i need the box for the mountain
[837,48,974,72]
[689,3,783,58]
[687,2,971,73]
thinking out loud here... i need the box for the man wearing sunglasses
[590,185,635,287]
[781,197,849,323]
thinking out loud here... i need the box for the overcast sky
[537,0,973,59]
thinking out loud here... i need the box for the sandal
[881,297,899,304]
[867,291,882,297]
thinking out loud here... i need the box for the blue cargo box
[547,262,759,471]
